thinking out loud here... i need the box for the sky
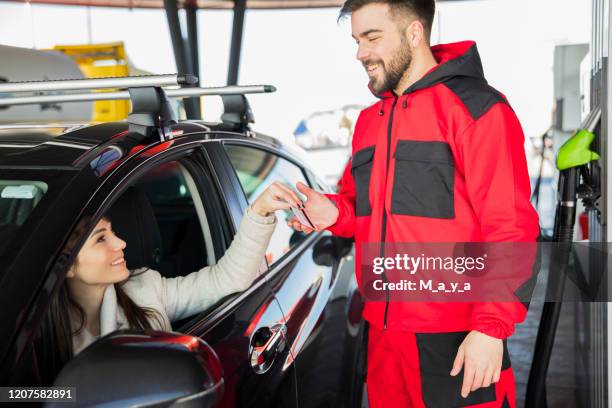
[0,0,592,143]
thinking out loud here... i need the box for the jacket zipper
[382,95,398,330]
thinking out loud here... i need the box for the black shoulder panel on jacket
[443,76,509,121]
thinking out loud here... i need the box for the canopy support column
[227,0,246,85]
[164,0,200,119]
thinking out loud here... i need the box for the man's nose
[356,45,370,62]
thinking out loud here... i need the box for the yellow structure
[51,42,130,122]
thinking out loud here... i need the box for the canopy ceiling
[8,0,343,10]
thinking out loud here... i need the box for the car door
[87,139,297,407]
[220,140,365,407]
[178,140,297,408]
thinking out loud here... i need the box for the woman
[34,181,303,384]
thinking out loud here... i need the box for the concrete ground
[511,299,580,408]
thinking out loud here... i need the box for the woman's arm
[160,206,276,321]
[159,182,303,322]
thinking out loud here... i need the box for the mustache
[362,59,384,69]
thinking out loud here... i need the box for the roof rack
[0,74,276,140]
[0,74,198,93]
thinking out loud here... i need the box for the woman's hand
[251,182,304,217]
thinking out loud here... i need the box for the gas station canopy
[8,0,343,9]
[6,0,467,119]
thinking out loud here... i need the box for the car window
[0,180,47,255]
[308,171,333,194]
[129,160,213,278]
[0,180,47,225]
[224,144,310,265]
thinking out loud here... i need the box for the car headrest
[105,186,162,271]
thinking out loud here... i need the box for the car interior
[106,160,214,280]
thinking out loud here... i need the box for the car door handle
[249,323,287,374]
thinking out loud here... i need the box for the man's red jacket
[325,40,540,339]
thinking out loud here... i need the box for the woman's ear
[66,267,75,279]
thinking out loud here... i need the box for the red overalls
[325,41,540,407]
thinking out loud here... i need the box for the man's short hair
[339,0,436,41]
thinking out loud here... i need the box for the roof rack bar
[0,85,276,107]
[0,74,198,93]
[167,85,276,97]
[0,91,127,106]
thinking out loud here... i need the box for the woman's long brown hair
[34,217,162,385]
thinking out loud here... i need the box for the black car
[0,77,366,407]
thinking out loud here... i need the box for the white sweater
[72,206,276,355]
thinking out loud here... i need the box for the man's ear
[406,19,425,47]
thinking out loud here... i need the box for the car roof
[0,120,297,170]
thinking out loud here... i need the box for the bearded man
[289,0,540,406]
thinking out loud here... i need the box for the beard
[366,39,412,95]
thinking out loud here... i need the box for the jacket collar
[372,41,486,99]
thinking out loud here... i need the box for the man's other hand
[287,182,339,233]
[450,330,503,398]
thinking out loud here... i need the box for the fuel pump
[525,107,601,407]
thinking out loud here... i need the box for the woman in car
[34,181,303,384]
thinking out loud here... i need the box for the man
[289,0,540,406]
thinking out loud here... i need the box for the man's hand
[450,330,503,398]
[287,182,339,233]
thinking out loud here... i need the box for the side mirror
[313,235,354,267]
[48,330,223,408]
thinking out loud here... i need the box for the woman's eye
[97,236,106,244]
